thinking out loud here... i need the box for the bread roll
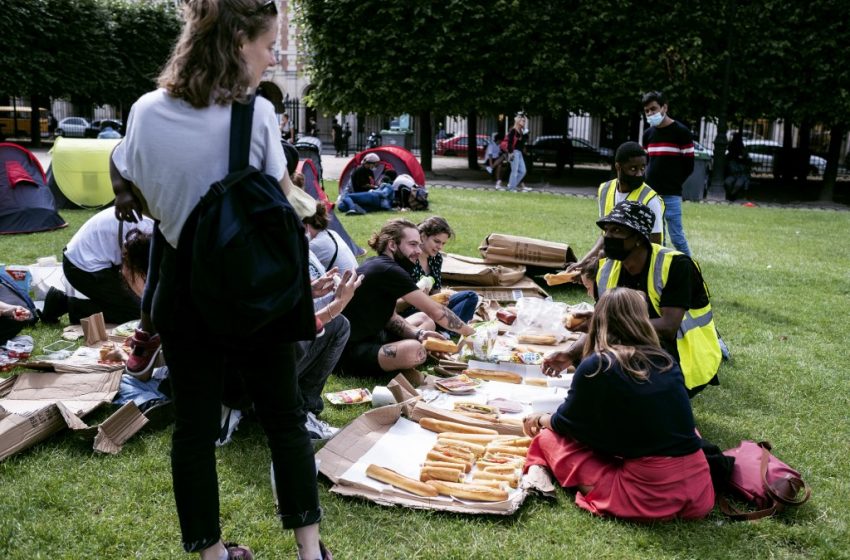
[485,444,529,457]
[426,450,472,472]
[437,432,501,444]
[524,377,549,387]
[419,418,498,435]
[466,479,510,490]
[366,464,439,497]
[517,334,558,345]
[430,291,454,305]
[471,470,519,488]
[424,460,470,471]
[543,270,581,286]
[419,466,465,483]
[498,436,532,448]
[423,337,459,354]
[437,438,486,457]
[425,480,510,502]
[482,465,521,475]
[462,368,523,384]
[564,313,590,330]
[433,444,476,464]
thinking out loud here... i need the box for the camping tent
[0,143,66,234]
[47,137,120,209]
[297,159,365,257]
[338,146,426,196]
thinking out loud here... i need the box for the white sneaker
[520,186,532,192]
[485,166,493,174]
[305,411,339,441]
[494,181,504,190]
[215,405,243,447]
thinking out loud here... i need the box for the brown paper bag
[440,253,526,286]
[479,233,576,269]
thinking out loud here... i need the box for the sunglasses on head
[257,0,278,16]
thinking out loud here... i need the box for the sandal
[296,540,333,560]
[224,542,254,560]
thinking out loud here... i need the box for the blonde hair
[157,0,277,108]
[368,219,417,255]
[583,288,673,381]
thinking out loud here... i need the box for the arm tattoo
[386,315,416,339]
[382,344,398,358]
[437,306,465,331]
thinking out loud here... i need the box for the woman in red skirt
[524,287,714,521]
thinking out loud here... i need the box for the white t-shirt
[308,250,333,312]
[64,208,154,272]
[309,230,358,273]
[613,189,664,235]
[111,89,285,248]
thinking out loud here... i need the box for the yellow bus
[0,106,49,138]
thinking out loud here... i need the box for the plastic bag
[510,297,569,341]
[461,320,500,361]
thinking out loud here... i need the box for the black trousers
[62,254,141,324]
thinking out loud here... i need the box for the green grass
[2,188,850,559]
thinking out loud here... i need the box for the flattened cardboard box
[479,233,577,269]
[444,276,548,302]
[0,371,148,461]
[316,405,528,515]
[440,253,526,286]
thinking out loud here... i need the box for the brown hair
[291,171,305,188]
[368,218,417,255]
[417,216,454,239]
[582,287,673,381]
[302,201,328,230]
[121,230,152,284]
[157,0,277,108]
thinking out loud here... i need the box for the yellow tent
[48,137,121,208]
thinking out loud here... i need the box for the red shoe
[125,329,161,380]
[315,315,325,338]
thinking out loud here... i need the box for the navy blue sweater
[549,352,701,458]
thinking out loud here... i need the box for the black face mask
[619,174,644,190]
[393,248,415,273]
[603,235,634,261]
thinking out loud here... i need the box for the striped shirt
[642,120,695,196]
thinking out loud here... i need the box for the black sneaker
[40,287,68,324]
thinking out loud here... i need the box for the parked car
[435,134,489,158]
[743,140,827,176]
[527,135,614,166]
[85,119,123,138]
[55,117,91,138]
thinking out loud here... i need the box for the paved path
[28,145,848,211]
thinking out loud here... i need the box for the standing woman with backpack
[110,1,330,558]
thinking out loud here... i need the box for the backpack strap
[326,231,339,270]
[230,98,256,172]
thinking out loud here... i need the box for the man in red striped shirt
[642,91,694,256]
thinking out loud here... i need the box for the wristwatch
[415,329,425,341]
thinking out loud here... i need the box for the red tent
[0,143,66,234]
[338,146,425,195]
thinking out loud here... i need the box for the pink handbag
[719,440,811,520]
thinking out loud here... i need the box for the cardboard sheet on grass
[479,233,577,270]
[317,405,528,515]
[441,253,527,286]
[0,371,149,461]
[444,277,548,303]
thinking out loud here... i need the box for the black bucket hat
[596,200,654,244]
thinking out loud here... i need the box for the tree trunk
[29,94,42,148]
[467,111,478,170]
[819,124,844,202]
[797,119,811,189]
[419,110,432,172]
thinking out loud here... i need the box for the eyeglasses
[257,0,278,16]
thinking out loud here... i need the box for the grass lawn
[1,184,849,559]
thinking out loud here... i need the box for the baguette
[482,465,521,475]
[437,432,501,444]
[517,334,558,345]
[423,337,459,354]
[466,479,509,490]
[486,445,529,457]
[433,444,476,464]
[453,401,499,415]
[497,436,532,448]
[419,466,465,483]
[419,417,498,435]
[424,460,471,471]
[426,450,472,472]
[543,269,581,286]
[471,470,519,488]
[564,313,591,330]
[524,377,549,387]
[437,438,486,457]
[462,368,523,384]
[426,480,510,502]
[481,453,526,467]
[365,464,439,497]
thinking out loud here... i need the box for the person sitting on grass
[302,201,359,273]
[337,165,397,215]
[523,287,715,522]
[399,216,479,330]
[339,218,475,379]
[568,141,664,273]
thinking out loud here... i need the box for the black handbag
[185,98,314,341]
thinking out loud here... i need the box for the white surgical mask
[647,112,664,127]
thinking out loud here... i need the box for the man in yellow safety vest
[545,200,721,397]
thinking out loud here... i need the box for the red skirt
[525,430,715,521]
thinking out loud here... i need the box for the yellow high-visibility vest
[597,244,721,390]
[598,179,666,245]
